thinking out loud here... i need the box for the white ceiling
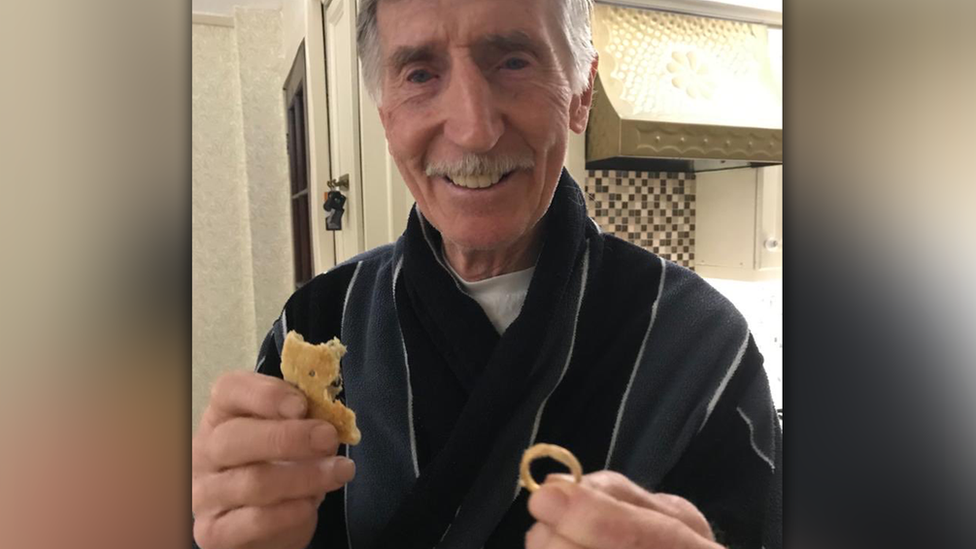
[192,0,283,17]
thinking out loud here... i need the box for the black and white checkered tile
[585,170,696,269]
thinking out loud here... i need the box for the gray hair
[356,0,597,104]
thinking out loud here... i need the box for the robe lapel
[377,170,595,548]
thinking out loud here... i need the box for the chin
[439,220,528,252]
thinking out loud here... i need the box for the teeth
[448,173,504,189]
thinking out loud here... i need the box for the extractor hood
[587,3,782,172]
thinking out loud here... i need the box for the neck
[442,223,544,282]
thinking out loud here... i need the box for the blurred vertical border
[786,1,976,548]
[0,2,190,549]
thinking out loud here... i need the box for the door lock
[326,174,349,191]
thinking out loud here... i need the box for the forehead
[375,0,559,53]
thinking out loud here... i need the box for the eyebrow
[474,31,543,58]
[385,31,545,75]
[387,44,437,75]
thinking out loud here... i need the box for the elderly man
[192,0,781,548]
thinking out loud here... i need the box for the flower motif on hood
[666,50,716,100]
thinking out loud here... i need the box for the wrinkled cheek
[517,85,573,150]
[384,109,438,171]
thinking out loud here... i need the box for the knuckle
[239,464,276,502]
[685,509,713,539]
[598,515,641,549]
[588,469,625,491]
[661,494,710,533]
[256,499,314,535]
[192,517,217,549]
[191,436,210,471]
[661,492,691,509]
[302,500,321,526]
[591,469,623,482]
[206,424,235,464]
[191,478,208,515]
[298,498,320,521]
[301,462,325,492]
[660,512,707,546]
[210,372,236,402]
[267,422,295,457]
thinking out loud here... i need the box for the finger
[201,371,308,431]
[208,418,339,468]
[528,481,719,549]
[193,497,318,549]
[546,471,714,541]
[525,523,586,549]
[192,457,356,514]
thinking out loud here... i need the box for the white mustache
[425,152,535,178]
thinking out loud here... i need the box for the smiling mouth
[443,170,516,190]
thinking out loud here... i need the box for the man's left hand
[526,471,723,549]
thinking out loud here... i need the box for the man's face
[376,0,593,251]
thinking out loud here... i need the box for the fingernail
[525,523,552,547]
[310,424,338,452]
[530,484,571,523]
[279,394,307,418]
[333,457,356,484]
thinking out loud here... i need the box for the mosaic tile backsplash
[585,170,696,268]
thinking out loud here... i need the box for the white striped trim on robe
[604,256,668,469]
[699,332,751,433]
[514,244,592,498]
[392,255,420,478]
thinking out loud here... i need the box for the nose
[441,59,504,153]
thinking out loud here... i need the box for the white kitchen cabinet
[695,165,782,281]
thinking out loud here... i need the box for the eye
[501,57,530,71]
[406,69,435,84]
[308,370,316,377]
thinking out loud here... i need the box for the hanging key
[324,190,347,231]
[326,205,345,230]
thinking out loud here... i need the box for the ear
[569,54,599,134]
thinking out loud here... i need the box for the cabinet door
[695,166,782,281]
[755,165,783,271]
[323,0,365,263]
[696,167,758,272]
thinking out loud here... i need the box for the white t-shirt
[444,262,535,334]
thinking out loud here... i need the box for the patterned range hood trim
[588,4,782,164]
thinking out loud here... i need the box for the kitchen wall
[704,277,783,409]
[584,169,782,408]
[585,170,696,269]
[192,9,293,431]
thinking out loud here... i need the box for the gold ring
[519,443,583,492]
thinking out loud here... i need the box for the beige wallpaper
[192,9,292,430]
[235,9,294,344]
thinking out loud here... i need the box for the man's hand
[192,371,356,549]
[526,471,723,549]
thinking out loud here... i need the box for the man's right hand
[192,371,356,549]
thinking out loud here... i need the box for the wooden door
[284,42,315,288]
[323,0,365,263]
